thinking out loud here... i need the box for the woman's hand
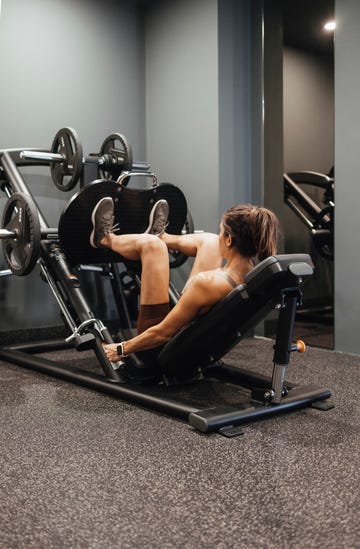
[103,343,122,362]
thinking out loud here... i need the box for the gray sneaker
[145,199,169,236]
[90,197,118,248]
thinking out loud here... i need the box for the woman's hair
[222,204,280,261]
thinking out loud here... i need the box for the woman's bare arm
[104,272,229,361]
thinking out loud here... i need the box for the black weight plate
[99,133,133,179]
[2,192,41,276]
[51,127,83,191]
[58,179,187,266]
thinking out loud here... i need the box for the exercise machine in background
[284,170,334,336]
[284,170,334,261]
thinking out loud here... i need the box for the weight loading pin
[291,340,306,353]
[0,229,17,239]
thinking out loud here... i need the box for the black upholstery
[157,254,314,377]
[58,179,188,266]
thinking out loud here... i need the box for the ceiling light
[324,21,336,31]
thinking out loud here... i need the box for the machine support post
[0,151,49,228]
[40,240,123,382]
[109,263,133,329]
[271,292,299,403]
[41,241,95,324]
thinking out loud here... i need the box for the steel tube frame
[0,345,331,433]
[0,347,199,420]
[0,150,123,382]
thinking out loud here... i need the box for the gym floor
[1,336,358,548]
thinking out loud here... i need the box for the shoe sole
[145,199,169,235]
[89,197,112,248]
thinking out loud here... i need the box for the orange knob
[296,339,306,353]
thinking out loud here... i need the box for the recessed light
[324,21,336,31]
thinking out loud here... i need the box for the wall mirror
[265,0,335,349]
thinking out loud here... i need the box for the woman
[89,197,280,362]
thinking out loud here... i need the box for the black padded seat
[157,254,314,377]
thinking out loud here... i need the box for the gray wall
[0,0,146,153]
[283,47,334,173]
[0,0,146,330]
[144,0,254,288]
[145,0,253,231]
[144,0,219,289]
[144,0,218,233]
[218,0,253,211]
[0,0,255,330]
[263,0,284,221]
[334,0,360,353]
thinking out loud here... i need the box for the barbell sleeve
[20,150,65,163]
[0,269,13,277]
[0,228,58,241]
[0,229,17,239]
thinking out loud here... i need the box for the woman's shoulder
[186,270,234,294]
[183,269,238,297]
[191,269,222,283]
[198,268,237,285]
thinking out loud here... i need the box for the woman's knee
[196,232,219,252]
[138,234,168,256]
[191,232,221,272]
[200,232,218,243]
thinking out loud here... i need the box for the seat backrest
[157,254,313,378]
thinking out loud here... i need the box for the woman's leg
[91,196,170,305]
[103,232,170,305]
[105,233,170,333]
[90,197,170,332]
[161,231,222,277]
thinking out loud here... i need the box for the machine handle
[116,171,158,187]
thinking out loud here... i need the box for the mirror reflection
[266,0,335,349]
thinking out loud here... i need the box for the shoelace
[99,214,120,235]
[108,222,120,234]
[152,217,169,232]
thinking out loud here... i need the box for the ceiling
[283,0,335,54]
